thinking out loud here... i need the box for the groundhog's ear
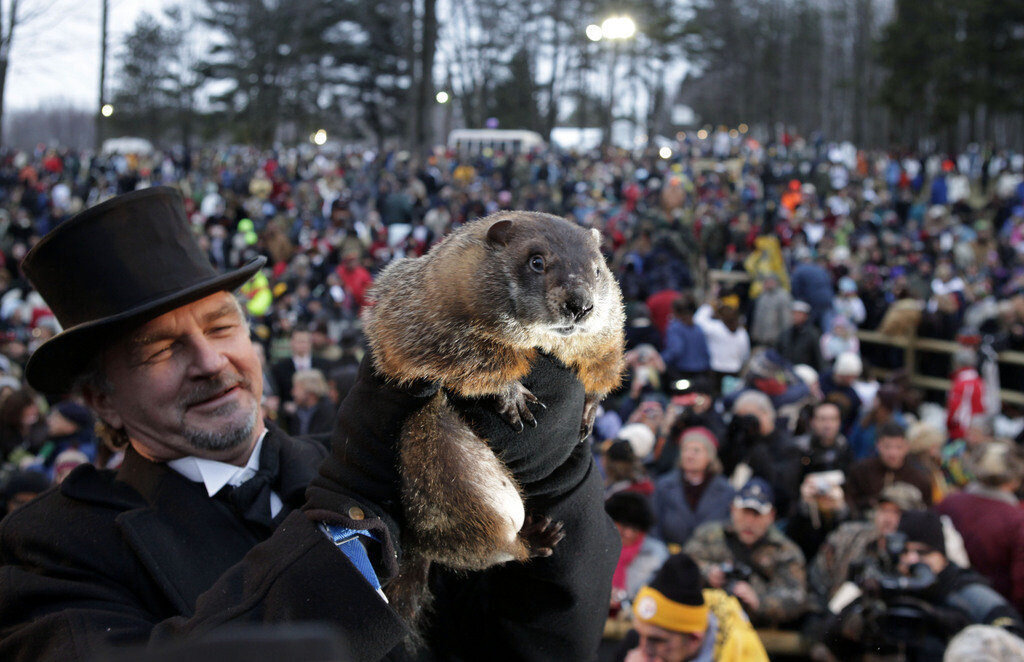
[591,228,602,244]
[486,219,514,246]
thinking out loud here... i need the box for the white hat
[616,423,656,460]
[793,364,819,387]
[834,352,862,377]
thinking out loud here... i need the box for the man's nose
[188,336,229,377]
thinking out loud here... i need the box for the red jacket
[936,490,1024,614]
[947,367,986,440]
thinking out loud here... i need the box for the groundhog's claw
[521,515,565,557]
[580,394,600,441]
[495,382,545,432]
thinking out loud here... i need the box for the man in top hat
[0,187,617,661]
[615,553,767,661]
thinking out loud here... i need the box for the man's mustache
[182,373,250,407]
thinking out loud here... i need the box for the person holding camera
[720,391,801,517]
[786,402,854,559]
[682,478,807,627]
[822,510,1024,660]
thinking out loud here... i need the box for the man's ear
[82,386,123,431]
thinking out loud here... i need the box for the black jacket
[0,359,618,661]
[0,425,409,661]
[775,323,823,372]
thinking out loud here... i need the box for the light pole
[586,15,636,148]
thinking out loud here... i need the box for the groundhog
[363,210,625,628]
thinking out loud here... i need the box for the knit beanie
[604,439,636,463]
[898,510,946,555]
[679,427,718,459]
[604,492,654,532]
[633,554,709,633]
[616,423,656,460]
[54,400,94,430]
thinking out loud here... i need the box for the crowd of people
[4,132,1024,658]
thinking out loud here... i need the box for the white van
[447,129,545,155]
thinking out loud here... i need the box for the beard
[179,373,260,452]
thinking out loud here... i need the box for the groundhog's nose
[563,293,594,322]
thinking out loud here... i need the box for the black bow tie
[216,433,290,536]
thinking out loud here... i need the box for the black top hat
[22,186,266,393]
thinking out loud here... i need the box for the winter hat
[679,427,718,459]
[605,492,655,532]
[604,439,636,463]
[971,441,1024,487]
[877,482,925,512]
[898,510,946,555]
[53,449,89,483]
[616,423,656,460]
[792,300,812,314]
[54,400,94,430]
[834,352,863,377]
[633,554,709,634]
[906,422,945,456]
[2,470,50,499]
[793,364,819,387]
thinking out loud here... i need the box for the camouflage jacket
[683,521,807,626]
[808,520,891,610]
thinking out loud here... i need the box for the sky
[5,0,171,111]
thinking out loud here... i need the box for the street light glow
[659,146,672,159]
[435,91,450,104]
[600,16,636,40]
[697,129,709,140]
[100,104,114,117]
[586,24,603,41]
[312,129,327,145]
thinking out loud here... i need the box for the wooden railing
[856,329,1024,406]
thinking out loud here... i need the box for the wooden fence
[706,269,1024,406]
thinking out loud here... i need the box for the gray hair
[732,390,776,418]
[292,368,329,398]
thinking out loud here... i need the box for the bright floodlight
[100,104,114,117]
[659,146,672,159]
[313,129,328,145]
[436,91,450,104]
[586,24,603,41]
[601,16,636,40]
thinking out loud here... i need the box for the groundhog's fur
[363,210,625,630]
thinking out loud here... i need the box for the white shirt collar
[167,429,269,497]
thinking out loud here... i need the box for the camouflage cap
[877,482,924,511]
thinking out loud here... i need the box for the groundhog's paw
[520,515,565,558]
[494,381,546,432]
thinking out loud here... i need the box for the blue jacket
[651,473,734,547]
[661,319,711,373]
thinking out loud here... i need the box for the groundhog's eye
[529,255,545,272]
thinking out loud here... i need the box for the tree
[199,0,353,146]
[110,13,180,141]
[0,0,57,148]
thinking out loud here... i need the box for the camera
[719,561,755,593]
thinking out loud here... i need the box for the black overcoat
[0,356,619,661]
[0,426,407,661]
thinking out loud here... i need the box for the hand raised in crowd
[799,475,846,511]
[707,565,726,589]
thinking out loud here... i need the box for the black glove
[304,357,437,574]
[448,352,592,505]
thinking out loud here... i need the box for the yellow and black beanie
[633,554,709,633]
